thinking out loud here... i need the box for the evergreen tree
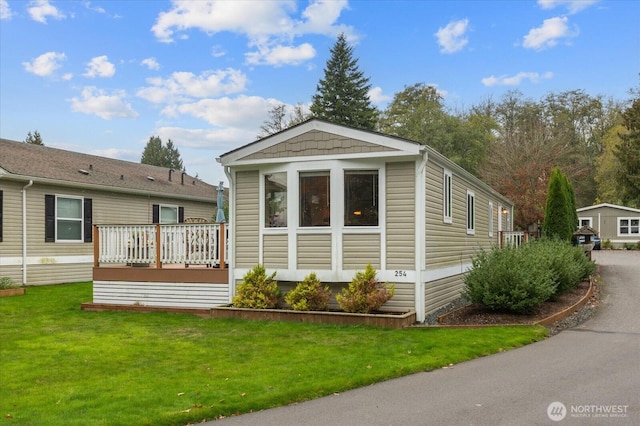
[542,167,575,242]
[24,130,44,145]
[616,98,640,207]
[141,136,185,170]
[310,33,378,130]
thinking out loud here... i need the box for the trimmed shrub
[284,273,332,311]
[232,265,281,309]
[602,239,612,250]
[463,246,557,314]
[336,264,395,313]
[1,277,18,289]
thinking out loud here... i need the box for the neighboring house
[577,203,640,248]
[0,138,217,285]
[218,119,514,322]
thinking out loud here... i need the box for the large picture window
[344,170,378,226]
[265,172,287,227]
[300,172,330,227]
[619,218,639,236]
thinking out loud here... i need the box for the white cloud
[151,1,351,66]
[1,0,13,20]
[368,87,391,104]
[91,147,140,162]
[22,51,66,76]
[28,0,66,23]
[69,86,139,119]
[523,17,576,50]
[62,73,73,80]
[537,0,599,14]
[141,57,160,70]
[155,126,251,150]
[84,55,116,78]
[435,19,469,54]
[481,71,554,87]
[136,68,248,104]
[161,95,275,128]
[245,42,316,66]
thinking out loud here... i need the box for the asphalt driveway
[212,250,639,425]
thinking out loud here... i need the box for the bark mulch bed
[437,279,600,331]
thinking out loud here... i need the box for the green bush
[232,265,281,309]
[528,239,594,295]
[463,246,556,314]
[284,273,332,311]
[336,264,395,313]
[602,239,612,250]
[0,277,18,289]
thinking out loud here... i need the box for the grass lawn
[0,283,548,425]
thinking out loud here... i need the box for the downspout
[22,180,34,285]
[414,148,428,323]
[223,166,235,303]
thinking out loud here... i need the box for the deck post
[219,222,226,269]
[155,224,162,269]
[93,225,100,267]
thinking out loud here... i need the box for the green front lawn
[0,283,547,425]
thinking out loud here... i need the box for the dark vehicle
[593,236,601,250]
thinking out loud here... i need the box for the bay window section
[265,172,287,227]
[344,170,379,226]
[300,172,330,227]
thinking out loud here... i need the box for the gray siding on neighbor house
[0,180,215,285]
[297,234,332,269]
[239,130,397,161]
[578,205,640,246]
[342,233,381,269]
[234,171,260,268]
[385,162,416,269]
[263,234,288,269]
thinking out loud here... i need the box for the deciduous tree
[616,97,640,207]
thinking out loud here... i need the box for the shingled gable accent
[0,138,215,201]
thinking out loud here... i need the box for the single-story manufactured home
[218,119,514,323]
[577,203,640,248]
[0,138,217,285]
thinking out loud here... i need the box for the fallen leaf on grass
[177,392,185,396]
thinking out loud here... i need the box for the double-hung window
[344,170,378,226]
[152,204,184,224]
[488,202,494,237]
[466,190,475,235]
[265,172,287,227]
[619,218,640,236]
[45,194,92,242]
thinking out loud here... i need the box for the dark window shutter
[83,198,92,243]
[152,204,159,224]
[0,190,3,242]
[45,194,55,242]
[178,207,184,223]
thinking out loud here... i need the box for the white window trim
[618,217,640,237]
[466,189,475,235]
[443,169,452,224]
[488,201,494,237]
[55,194,84,243]
[159,204,179,224]
[578,217,592,228]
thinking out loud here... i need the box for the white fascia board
[226,151,421,168]
[577,203,640,214]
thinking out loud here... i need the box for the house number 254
[394,270,407,277]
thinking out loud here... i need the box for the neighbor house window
[579,218,592,228]
[488,202,494,237]
[300,172,330,227]
[265,172,287,227]
[618,218,640,236]
[443,170,452,223]
[152,204,184,224]
[44,194,92,242]
[344,170,378,226]
[466,190,475,235]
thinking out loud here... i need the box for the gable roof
[0,138,215,202]
[577,203,640,214]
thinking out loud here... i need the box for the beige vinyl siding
[234,171,260,268]
[386,162,415,269]
[263,234,288,268]
[297,234,331,269]
[93,281,229,308]
[343,233,380,269]
[425,273,465,315]
[240,130,396,161]
[424,161,498,270]
[380,281,414,313]
[0,181,23,257]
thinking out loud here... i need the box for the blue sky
[1,0,638,187]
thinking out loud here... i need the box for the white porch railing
[94,223,228,268]
[499,231,539,248]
